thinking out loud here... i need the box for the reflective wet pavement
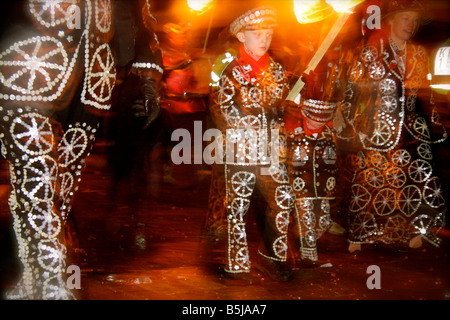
[1,137,449,302]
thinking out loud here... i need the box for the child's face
[237,29,274,57]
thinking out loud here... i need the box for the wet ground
[0,108,449,311]
[0,137,449,304]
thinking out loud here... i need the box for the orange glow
[187,0,214,13]
[326,0,365,13]
[293,0,334,24]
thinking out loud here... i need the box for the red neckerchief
[238,45,270,76]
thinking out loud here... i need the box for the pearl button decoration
[230,6,278,36]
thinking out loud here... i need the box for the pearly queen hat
[383,0,425,14]
[382,0,431,25]
[300,99,337,123]
[229,6,278,36]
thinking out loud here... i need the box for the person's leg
[224,165,256,274]
[254,164,294,281]
[1,107,74,299]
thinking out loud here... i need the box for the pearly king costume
[0,0,161,299]
[284,56,341,262]
[337,1,447,249]
[209,7,295,275]
[285,101,339,262]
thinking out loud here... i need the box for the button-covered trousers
[224,163,294,273]
[1,105,98,299]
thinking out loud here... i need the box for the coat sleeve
[336,39,380,146]
[208,61,244,132]
[112,0,163,79]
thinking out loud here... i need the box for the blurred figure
[336,0,447,253]
[0,0,116,299]
[158,22,208,187]
[205,47,237,238]
[107,0,163,214]
[284,53,342,266]
[209,6,295,282]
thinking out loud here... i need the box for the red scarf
[238,45,270,76]
[303,117,333,137]
[284,111,333,137]
[303,117,322,136]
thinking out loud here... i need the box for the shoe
[208,224,227,240]
[297,258,329,269]
[220,271,261,285]
[255,255,293,282]
[348,243,362,254]
[409,235,423,249]
[327,222,346,236]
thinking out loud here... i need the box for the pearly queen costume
[0,0,161,299]
[337,28,447,248]
[209,7,295,274]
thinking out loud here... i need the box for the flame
[187,0,214,13]
[293,0,334,24]
[293,0,364,23]
[326,0,365,13]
